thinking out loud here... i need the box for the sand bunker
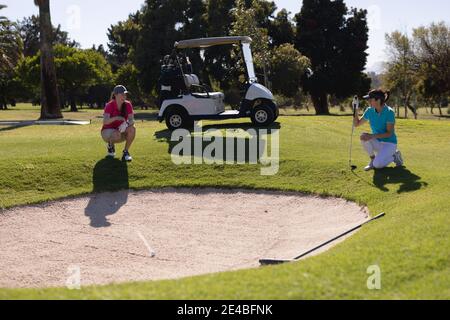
[0,188,368,288]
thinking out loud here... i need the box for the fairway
[0,112,448,299]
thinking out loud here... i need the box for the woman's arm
[103,113,125,125]
[125,103,135,126]
[354,114,367,128]
[371,123,395,139]
[361,123,395,141]
[127,114,135,126]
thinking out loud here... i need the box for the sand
[0,188,368,288]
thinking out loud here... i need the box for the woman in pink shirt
[101,85,136,161]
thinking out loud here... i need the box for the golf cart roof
[175,36,252,49]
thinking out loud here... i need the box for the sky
[2,0,450,72]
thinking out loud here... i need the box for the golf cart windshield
[175,36,252,49]
[242,43,257,83]
[174,36,258,83]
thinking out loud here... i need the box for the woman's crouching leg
[124,126,136,151]
[373,143,397,169]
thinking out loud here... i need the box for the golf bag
[158,59,185,108]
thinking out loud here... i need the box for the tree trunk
[438,105,443,116]
[311,92,330,115]
[262,64,269,90]
[36,0,62,120]
[406,103,417,119]
[70,100,78,112]
[403,95,408,119]
[406,94,417,120]
[69,93,78,112]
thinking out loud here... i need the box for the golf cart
[157,36,279,130]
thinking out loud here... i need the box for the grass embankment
[0,105,449,299]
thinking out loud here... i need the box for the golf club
[349,96,359,171]
[259,212,386,266]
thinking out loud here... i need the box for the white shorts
[361,138,397,169]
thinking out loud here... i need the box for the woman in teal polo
[354,89,404,171]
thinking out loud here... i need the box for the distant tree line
[109,0,371,114]
[0,8,114,112]
[7,1,447,117]
[381,23,450,118]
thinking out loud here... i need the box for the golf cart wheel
[165,108,193,131]
[274,106,280,121]
[251,105,275,127]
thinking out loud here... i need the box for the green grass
[1,103,449,121]
[0,108,449,299]
[0,103,159,122]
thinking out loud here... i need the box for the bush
[270,44,310,97]
[275,91,308,110]
[224,88,241,108]
[274,95,294,108]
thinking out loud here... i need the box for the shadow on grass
[0,122,34,132]
[373,167,428,193]
[154,122,280,140]
[154,122,280,163]
[134,112,158,121]
[201,122,281,131]
[84,157,129,228]
[434,115,450,119]
[279,112,354,117]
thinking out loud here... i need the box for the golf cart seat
[183,74,200,88]
[193,92,225,100]
[184,74,224,100]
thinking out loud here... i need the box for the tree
[107,11,141,71]
[270,43,310,97]
[269,9,295,47]
[92,44,108,59]
[0,4,23,109]
[382,23,450,118]
[203,0,236,89]
[56,46,113,111]
[14,54,40,104]
[34,0,62,119]
[250,0,276,30]
[176,0,207,78]
[17,15,78,57]
[384,31,419,118]
[115,63,145,106]
[18,45,113,111]
[367,71,382,89]
[413,22,450,115]
[0,5,22,73]
[295,0,370,114]
[231,0,271,87]
[134,0,207,94]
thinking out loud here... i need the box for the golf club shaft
[349,98,359,168]
[260,213,385,265]
[292,212,385,260]
[349,122,355,167]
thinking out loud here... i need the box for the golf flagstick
[349,96,359,170]
[259,212,385,266]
